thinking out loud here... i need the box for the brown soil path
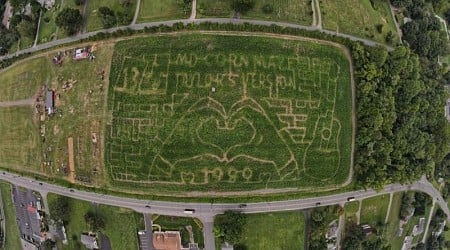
[0,98,34,107]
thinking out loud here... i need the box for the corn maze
[106,34,352,192]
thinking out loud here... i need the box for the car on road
[39,183,43,186]
[145,205,151,208]
[315,202,321,206]
[238,204,247,208]
[184,209,195,214]
[347,197,356,202]
[69,189,74,192]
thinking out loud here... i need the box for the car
[39,183,43,186]
[184,209,195,214]
[238,204,247,208]
[69,189,74,192]
[145,205,151,208]
[347,197,356,202]
[315,202,321,206]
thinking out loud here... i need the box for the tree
[98,6,116,28]
[231,0,255,14]
[74,0,85,5]
[84,211,105,231]
[17,18,37,38]
[215,210,246,244]
[49,196,71,225]
[342,221,365,249]
[9,0,27,10]
[55,8,82,35]
[262,4,274,14]
[445,8,450,24]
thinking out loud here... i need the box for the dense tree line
[353,41,449,188]
[0,0,41,55]
[393,0,450,59]
[215,210,246,245]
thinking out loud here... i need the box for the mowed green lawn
[239,211,305,250]
[0,57,49,102]
[197,0,313,25]
[0,182,22,250]
[107,33,352,193]
[359,194,390,225]
[48,194,144,250]
[0,107,41,172]
[197,0,231,17]
[138,0,190,22]
[244,0,313,25]
[86,0,137,31]
[344,200,359,221]
[320,0,398,43]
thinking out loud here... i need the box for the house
[45,90,55,115]
[221,242,233,250]
[80,233,98,250]
[1,1,13,29]
[412,217,425,236]
[433,221,446,237]
[152,231,199,250]
[401,236,413,250]
[36,0,55,9]
[325,220,338,239]
[445,99,450,122]
[153,231,183,250]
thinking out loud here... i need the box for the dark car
[239,204,247,208]
[145,205,151,208]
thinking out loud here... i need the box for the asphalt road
[0,172,448,249]
[0,17,393,62]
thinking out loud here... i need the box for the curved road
[0,17,393,62]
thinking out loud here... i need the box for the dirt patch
[67,137,75,183]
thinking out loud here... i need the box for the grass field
[320,0,398,43]
[86,0,137,32]
[137,0,190,22]
[0,107,42,172]
[238,211,305,249]
[0,57,49,102]
[197,0,313,25]
[0,43,114,184]
[106,33,352,193]
[0,182,22,250]
[48,193,144,250]
[385,192,403,249]
[360,194,390,225]
[153,215,204,248]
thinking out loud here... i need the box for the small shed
[45,90,55,115]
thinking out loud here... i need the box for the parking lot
[12,186,42,245]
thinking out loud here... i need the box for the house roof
[45,90,54,108]
[81,235,98,250]
[153,231,183,250]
